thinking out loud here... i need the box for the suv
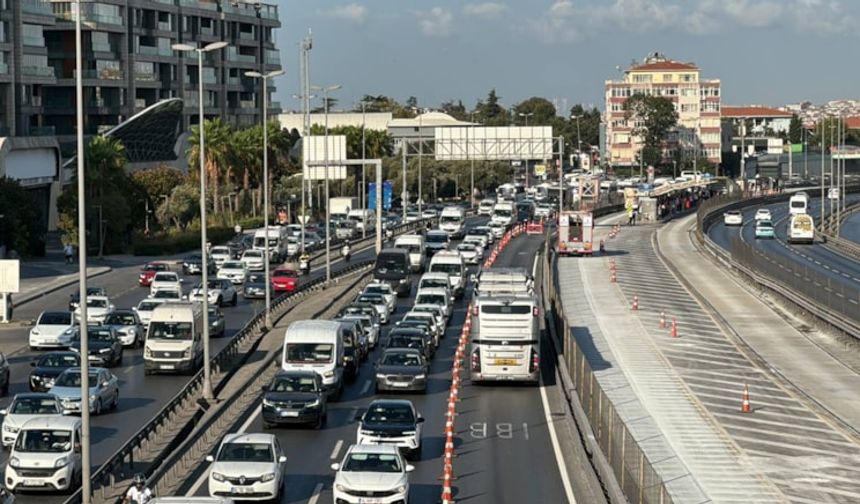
[262,371,327,429]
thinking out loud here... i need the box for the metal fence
[542,241,673,504]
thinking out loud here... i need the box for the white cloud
[598,0,681,32]
[418,7,454,37]
[464,2,509,18]
[318,3,367,24]
[520,1,583,44]
[789,0,854,34]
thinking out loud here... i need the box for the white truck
[394,234,426,273]
[330,197,360,222]
[253,226,289,262]
[281,320,347,400]
[428,250,466,299]
[557,211,594,256]
[347,209,376,233]
[439,206,466,238]
[144,302,204,375]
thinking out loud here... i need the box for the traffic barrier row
[440,310,473,504]
[482,223,524,268]
[526,219,545,235]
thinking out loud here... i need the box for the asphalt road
[0,238,382,502]
[843,210,860,244]
[179,230,573,504]
[708,196,860,290]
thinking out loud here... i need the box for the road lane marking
[539,377,576,503]
[307,482,325,504]
[186,405,262,496]
[329,440,344,460]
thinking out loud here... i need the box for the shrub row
[132,227,237,256]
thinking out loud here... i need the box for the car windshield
[143,264,166,272]
[389,336,423,349]
[86,329,114,342]
[87,299,108,308]
[153,291,180,299]
[364,286,389,295]
[494,209,512,217]
[365,403,415,424]
[154,273,177,282]
[343,453,402,473]
[104,313,136,326]
[38,354,79,368]
[376,254,407,273]
[11,397,59,415]
[396,243,421,254]
[273,270,297,278]
[440,216,460,223]
[205,280,223,289]
[223,262,244,269]
[55,370,99,387]
[138,301,161,311]
[358,294,383,304]
[758,221,773,228]
[382,352,421,366]
[417,294,445,305]
[211,247,229,255]
[148,322,193,340]
[420,279,448,290]
[270,375,318,393]
[14,429,72,453]
[426,233,447,243]
[39,312,71,325]
[430,263,461,275]
[457,244,475,251]
[286,343,333,363]
[217,442,273,462]
[244,251,263,258]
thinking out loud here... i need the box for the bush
[132,227,237,256]
[238,216,265,230]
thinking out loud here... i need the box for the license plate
[494,358,517,366]
[23,479,41,487]
[231,487,253,494]
[160,364,175,370]
[280,410,299,417]
[358,499,383,504]
[391,382,410,387]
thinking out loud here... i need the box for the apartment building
[604,53,721,168]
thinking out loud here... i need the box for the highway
[176,230,577,503]
[708,195,860,289]
[843,210,860,244]
[0,238,383,503]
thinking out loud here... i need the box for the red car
[138,262,170,286]
[271,267,299,292]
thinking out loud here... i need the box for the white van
[415,288,452,319]
[394,234,426,273]
[282,320,347,400]
[789,192,809,215]
[253,226,288,262]
[417,273,453,297]
[428,251,466,299]
[478,199,496,216]
[439,206,466,238]
[6,416,82,492]
[348,209,376,233]
[144,302,203,375]
[491,202,515,227]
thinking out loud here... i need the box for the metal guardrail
[696,189,860,337]
[818,201,860,260]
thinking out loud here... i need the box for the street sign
[369,181,394,210]
[534,164,546,176]
[828,188,840,200]
[0,260,20,293]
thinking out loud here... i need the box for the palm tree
[188,118,234,214]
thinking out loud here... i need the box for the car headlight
[260,472,275,482]
[183,348,191,358]
[9,457,20,468]
[343,355,353,362]
[89,395,98,403]
[262,398,274,407]
[99,348,112,354]
[414,374,426,380]
[69,346,80,353]
[4,424,19,434]
[396,485,407,494]
[54,456,69,468]
[323,370,334,378]
[144,347,151,358]
[31,328,40,335]
[305,399,320,408]
[335,484,346,492]
[211,472,225,482]
[375,373,386,379]
[63,328,76,336]
[402,430,416,436]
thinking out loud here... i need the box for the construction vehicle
[557,211,594,256]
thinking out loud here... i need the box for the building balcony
[239,100,255,109]
[30,125,55,136]
[21,0,54,17]
[22,65,55,78]
[134,98,148,108]
[264,49,280,65]
[0,62,8,75]
[74,68,124,80]
[259,4,278,20]
[23,36,46,47]
[56,11,123,26]
[137,45,173,57]
[157,21,172,31]
[135,71,158,82]
[238,31,256,41]
[178,0,217,11]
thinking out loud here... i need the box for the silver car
[50,367,119,415]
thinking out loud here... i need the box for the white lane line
[539,378,576,503]
[532,253,539,278]
[329,440,344,460]
[307,482,325,504]
[186,405,262,496]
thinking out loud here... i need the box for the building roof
[721,106,793,119]
[629,61,698,72]
[388,111,475,128]
[844,116,860,130]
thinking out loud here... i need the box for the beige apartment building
[604,53,721,169]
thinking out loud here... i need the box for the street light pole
[418,109,423,214]
[246,68,285,329]
[311,84,341,282]
[361,102,367,238]
[173,40,228,401]
[470,113,475,208]
[74,2,92,501]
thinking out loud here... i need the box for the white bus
[789,192,809,215]
[469,295,540,384]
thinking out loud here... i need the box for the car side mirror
[74,442,82,453]
[205,455,215,463]
[330,463,340,471]
[0,409,6,416]
[278,455,287,463]
[405,464,415,473]
[30,361,36,367]
[416,417,425,423]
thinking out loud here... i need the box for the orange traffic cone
[631,295,639,311]
[741,384,751,413]
[440,468,455,503]
[670,319,678,338]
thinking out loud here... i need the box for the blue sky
[273,0,860,113]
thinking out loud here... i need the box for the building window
[681,104,698,113]
[662,74,672,82]
[22,24,45,47]
[682,73,696,82]
[701,102,720,113]
[632,74,652,83]
[611,103,624,112]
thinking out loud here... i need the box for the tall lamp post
[310,84,341,282]
[246,68,285,329]
[73,1,92,501]
[570,114,582,170]
[172,40,228,401]
[518,112,534,187]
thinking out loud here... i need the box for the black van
[374,248,412,297]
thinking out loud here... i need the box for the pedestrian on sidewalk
[4,294,12,323]
[64,243,75,264]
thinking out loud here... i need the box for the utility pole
[401,141,407,220]
[361,101,367,238]
[470,113,476,208]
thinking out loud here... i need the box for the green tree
[788,115,803,144]
[187,118,234,214]
[623,94,678,167]
[474,89,509,126]
[156,183,200,229]
[357,95,413,118]
[0,177,44,257]
[512,97,557,125]
[811,116,845,148]
[569,104,602,147]
[439,100,468,121]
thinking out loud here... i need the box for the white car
[190,279,239,307]
[456,243,483,264]
[754,208,772,221]
[723,210,743,226]
[331,444,413,504]
[462,234,488,249]
[149,290,183,302]
[206,433,286,501]
[241,249,266,272]
[362,283,397,313]
[355,293,391,324]
[487,221,506,238]
[473,225,495,244]
[412,304,447,331]
[478,199,495,216]
[210,246,233,267]
[73,295,114,324]
[29,311,76,349]
[133,298,166,327]
[340,314,379,348]
[4,416,82,492]
[415,288,452,319]
[0,393,63,448]
[535,204,553,218]
[150,271,183,296]
[421,209,438,220]
[217,261,248,285]
[102,310,145,347]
